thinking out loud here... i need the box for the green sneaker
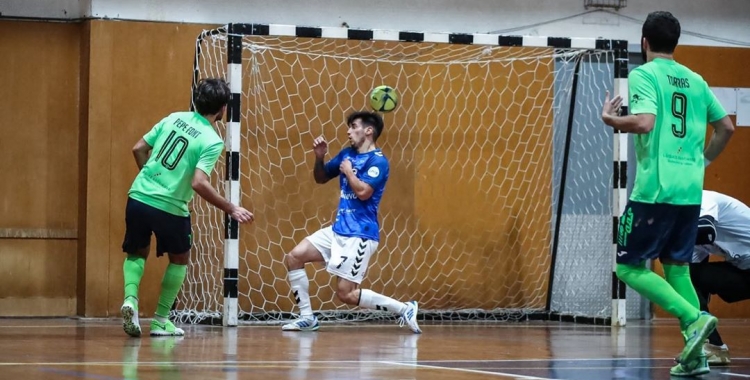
[150,319,185,337]
[671,354,710,377]
[120,298,141,338]
[679,312,718,364]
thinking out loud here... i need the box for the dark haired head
[193,78,231,119]
[641,11,681,60]
[347,111,384,141]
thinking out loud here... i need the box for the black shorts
[122,197,192,256]
[616,201,700,265]
[690,261,750,304]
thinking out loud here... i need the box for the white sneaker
[121,298,141,337]
[704,342,730,365]
[282,316,320,331]
[398,301,422,334]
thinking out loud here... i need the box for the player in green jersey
[601,11,735,377]
[120,78,254,337]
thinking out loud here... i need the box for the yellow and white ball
[369,85,398,113]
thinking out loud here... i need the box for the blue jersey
[324,147,389,241]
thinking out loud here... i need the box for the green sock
[616,263,700,326]
[663,264,700,310]
[123,255,146,302]
[155,263,187,319]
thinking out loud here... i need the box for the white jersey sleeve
[700,191,720,221]
[698,191,750,270]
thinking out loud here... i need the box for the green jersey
[129,112,224,216]
[628,58,727,205]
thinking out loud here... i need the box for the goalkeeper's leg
[328,235,421,334]
[281,228,330,332]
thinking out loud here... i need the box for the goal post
[180,23,631,327]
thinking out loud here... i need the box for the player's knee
[335,280,359,305]
[615,262,643,283]
[336,289,359,305]
[284,252,304,270]
[128,247,150,260]
[168,251,190,265]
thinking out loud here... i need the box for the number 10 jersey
[129,111,224,217]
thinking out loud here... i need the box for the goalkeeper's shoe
[398,301,422,334]
[282,316,320,332]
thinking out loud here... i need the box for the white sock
[358,289,407,314]
[288,269,314,317]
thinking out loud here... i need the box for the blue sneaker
[281,316,320,331]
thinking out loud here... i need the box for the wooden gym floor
[1,318,750,379]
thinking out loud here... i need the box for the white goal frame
[190,23,630,327]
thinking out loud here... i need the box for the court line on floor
[0,322,660,329]
[399,357,750,362]
[2,358,750,366]
[380,360,557,380]
[38,368,122,380]
[724,373,750,379]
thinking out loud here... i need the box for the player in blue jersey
[281,111,421,333]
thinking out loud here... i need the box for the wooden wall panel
[650,45,750,319]
[0,240,78,316]
[0,21,80,229]
[0,21,80,316]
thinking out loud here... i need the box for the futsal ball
[369,85,398,113]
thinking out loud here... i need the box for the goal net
[176,24,630,325]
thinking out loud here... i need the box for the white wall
[1,0,90,20]
[2,0,750,47]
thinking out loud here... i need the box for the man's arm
[132,138,152,170]
[193,142,254,223]
[191,169,235,214]
[134,117,167,170]
[312,137,340,184]
[704,119,734,165]
[602,112,656,134]
[602,68,658,134]
[341,158,387,201]
[314,157,335,184]
[703,83,734,165]
[340,160,375,200]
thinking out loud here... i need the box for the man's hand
[601,91,623,121]
[340,158,353,175]
[313,136,328,159]
[230,206,254,223]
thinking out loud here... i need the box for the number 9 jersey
[627,58,727,205]
[128,112,224,217]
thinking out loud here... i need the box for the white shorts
[305,226,379,284]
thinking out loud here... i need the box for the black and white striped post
[222,23,242,327]
[611,40,629,327]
